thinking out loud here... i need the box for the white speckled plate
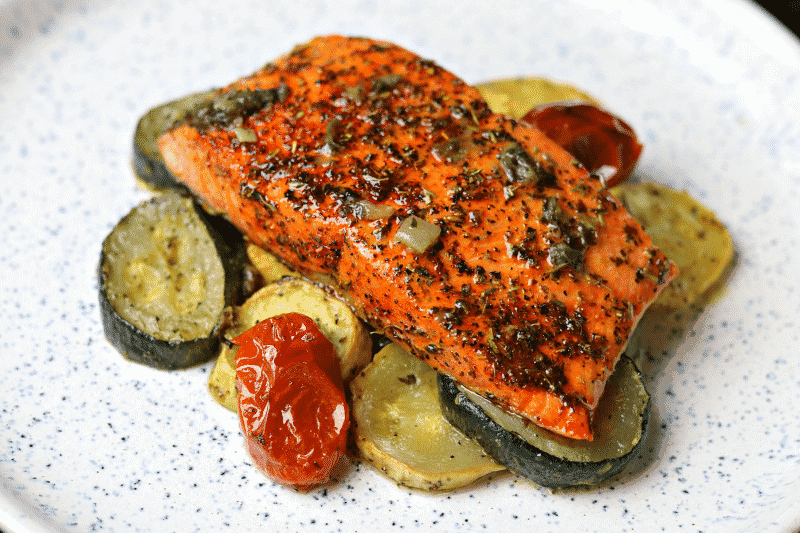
[2,0,800,531]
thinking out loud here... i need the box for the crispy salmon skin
[158,35,676,440]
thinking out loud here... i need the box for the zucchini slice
[207,277,373,411]
[133,90,216,190]
[351,343,505,492]
[438,356,650,489]
[99,191,245,370]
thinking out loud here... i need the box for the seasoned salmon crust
[159,35,677,439]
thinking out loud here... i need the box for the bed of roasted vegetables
[99,76,734,492]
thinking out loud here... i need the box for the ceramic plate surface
[2,0,800,531]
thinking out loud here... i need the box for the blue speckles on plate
[2,0,800,532]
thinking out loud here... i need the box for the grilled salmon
[158,35,676,440]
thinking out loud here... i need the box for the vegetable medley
[99,71,734,492]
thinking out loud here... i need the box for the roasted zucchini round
[438,356,650,489]
[133,90,216,190]
[99,191,245,370]
[351,343,505,491]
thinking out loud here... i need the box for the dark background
[755,0,800,38]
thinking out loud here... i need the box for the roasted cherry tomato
[233,312,349,489]
[521,102,643,187]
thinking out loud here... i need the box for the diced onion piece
[592,164,618,186]
[353,200,395,220]
[234,127,257,143]
[395,215,440,254]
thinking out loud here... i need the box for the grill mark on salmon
[158,35,676,440]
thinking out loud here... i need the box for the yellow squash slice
[207,277,372,411]
[351,343,505,491]
[611,182,735,309]
[474,77,601,119]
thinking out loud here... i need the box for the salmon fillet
[158,35,676,440]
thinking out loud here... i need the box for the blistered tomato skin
[521,102,643,187]
[233,312,349,489]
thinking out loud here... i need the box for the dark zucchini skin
[98,192,246,370]
[132,90,216,189]
[437,356,651,489]
[196,205,248,309]
[98,278,221,370]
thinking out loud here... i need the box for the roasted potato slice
[207,342,239,410]
[611,182,735,309]
[474,77,601,119]
[245,242,299,284]
[351,343,505,491]
[207,277,372,411]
